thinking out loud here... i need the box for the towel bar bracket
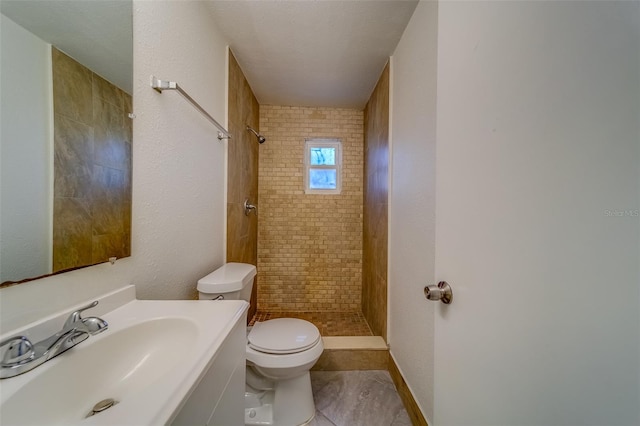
[150,75,231,141]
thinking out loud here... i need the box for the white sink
[0,287,248,425]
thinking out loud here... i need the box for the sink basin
[2,318,197,424]
[0,287,248,425]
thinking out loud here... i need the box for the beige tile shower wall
[258,106,363,311]
[52,48,132,272]
[227,50,260,319]
[363,63,390,339]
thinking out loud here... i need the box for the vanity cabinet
[171,311,247,425]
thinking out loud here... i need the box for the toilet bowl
[198,263,324,426]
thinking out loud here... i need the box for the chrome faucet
[0,301,108,379]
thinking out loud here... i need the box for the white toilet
[198,262,324,426]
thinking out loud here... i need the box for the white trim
[304,138,342,195]
[387,57,393,344]
[46,43,54,273]
[222,45,230,261]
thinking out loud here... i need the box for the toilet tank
[197,263,257,301]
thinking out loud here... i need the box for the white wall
[1,14,52,283]
[434,1,639,425]
[1,1,229,331]
[388,0,438,422]
[390,1,639,424]
[131,0,228,300]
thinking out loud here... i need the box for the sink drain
[86,398,118,418]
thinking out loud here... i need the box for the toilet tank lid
[197,263,256,293]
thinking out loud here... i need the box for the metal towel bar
[150,75,231,140]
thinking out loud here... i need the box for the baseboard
[312,336,389,371]
[388,355,429,426]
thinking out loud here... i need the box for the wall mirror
[1,0,133,286]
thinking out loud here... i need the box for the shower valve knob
[424,281,453,304]
[244,199,257,216]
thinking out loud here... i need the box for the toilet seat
[246,337,324,371]
[248,318,320,354]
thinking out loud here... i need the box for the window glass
[304,139,341,194]
[310,147,336,166]
[309,169,337,189]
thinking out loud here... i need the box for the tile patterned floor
[308,371,412,426]
[249,311,373,336]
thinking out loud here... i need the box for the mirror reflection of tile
[52,48,132,272]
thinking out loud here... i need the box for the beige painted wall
[258,106,363,312]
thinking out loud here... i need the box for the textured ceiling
[2,1,418,108]
[207,0,418,109]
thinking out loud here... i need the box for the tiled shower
[227,50,389,339]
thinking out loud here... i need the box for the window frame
[304,138,342,195]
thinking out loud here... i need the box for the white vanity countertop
[0,286,248,425]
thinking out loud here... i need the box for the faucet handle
[81,317,109,335]
[63,301,99,329]
[1,336,34,366]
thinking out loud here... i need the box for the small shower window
[304,139,342,194]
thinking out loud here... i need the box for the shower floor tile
[249,311,373,336]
